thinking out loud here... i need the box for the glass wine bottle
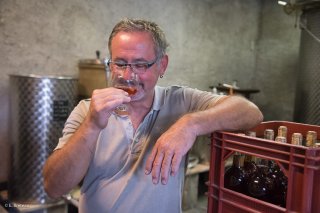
[267,161,287,207]
[242,155,257,195]
[246,158,274,203]
[224,152,245,193]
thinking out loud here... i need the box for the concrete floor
[183,196,207,213]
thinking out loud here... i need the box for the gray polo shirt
[55,85,222,213]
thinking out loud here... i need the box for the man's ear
[159,54,169,76]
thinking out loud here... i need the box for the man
[43,18,263,213]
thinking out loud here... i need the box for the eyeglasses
[107,58,158,74]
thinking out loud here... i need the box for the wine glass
[111,71,141,115]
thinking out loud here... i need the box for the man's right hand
[87,88,131,129]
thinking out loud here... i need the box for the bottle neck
[244,155,252,162]
[233,154,242,168]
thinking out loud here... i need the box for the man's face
[110,31,167,102]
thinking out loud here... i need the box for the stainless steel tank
[9,74,78,205]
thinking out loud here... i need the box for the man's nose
[122,65,134,79]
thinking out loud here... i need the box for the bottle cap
[291,133,303,146]
[264,129,275,140]
[275,136,287,143]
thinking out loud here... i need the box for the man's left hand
[144,116,197,185]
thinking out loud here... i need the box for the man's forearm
[43,119,101,198]
[183,95,263,137]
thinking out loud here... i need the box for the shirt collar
[151,86,165,111]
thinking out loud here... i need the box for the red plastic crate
[207,121,320,213]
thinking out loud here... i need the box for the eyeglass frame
[106,57,159,74]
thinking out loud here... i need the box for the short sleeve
[54,99,90,150]
[181,86,225,111]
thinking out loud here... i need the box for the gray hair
[108,18,169,59]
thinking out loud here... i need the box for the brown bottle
[242,155,257,195]
[267,161,287,207]
[224,153,245,193]
[246,158,274,202]
[243,155,257,179]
